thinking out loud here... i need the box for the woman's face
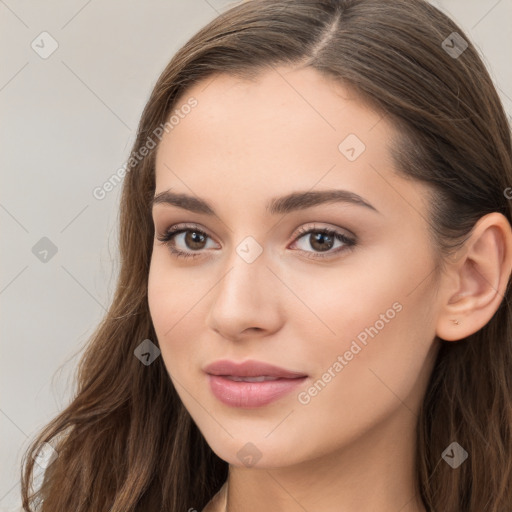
[148,65,442,468]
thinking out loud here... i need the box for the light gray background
[1,1,511,510]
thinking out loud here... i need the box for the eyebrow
[151,189,380,215]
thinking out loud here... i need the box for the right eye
[156,223,219,260]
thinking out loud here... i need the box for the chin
[203,433,306,469]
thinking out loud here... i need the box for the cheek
[294,252,437,427]
[148,255,172,333]
[147,252,211,378]
[148,249,198,328]
[295,242,432,362]
[283,252,402,355]
[147,262,226,435]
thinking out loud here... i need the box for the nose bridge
[206,234,282,337]
[215,236,268,309]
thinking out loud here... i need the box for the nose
[205,246,283,342]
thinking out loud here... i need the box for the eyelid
[156,221,353,241]
[158,222,215,240]
[292,221,356,239]
[288,223,356,259]
[155,221,356,259]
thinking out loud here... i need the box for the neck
[224,409,427,512]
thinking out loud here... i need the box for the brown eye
[156,224,218,260]
[184,230,208,250]
[291,226,356,259]
[308,232,335,252]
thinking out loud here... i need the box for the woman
[21,0,512,510]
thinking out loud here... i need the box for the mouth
[203,359,308,408]
[203,359,308,379]
[207,375,308,408]
[221,375,288,382]
[205,375,307,409]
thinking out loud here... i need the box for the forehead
[167,66,385,155]
[154,65,429,222]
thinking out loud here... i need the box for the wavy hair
[21,0,512,510]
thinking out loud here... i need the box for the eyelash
[155,223,356,261]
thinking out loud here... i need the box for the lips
[203,359,308,408]
[203,359,308,379]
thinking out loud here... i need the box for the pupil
[311,232,333,252]
[186,231,206,249]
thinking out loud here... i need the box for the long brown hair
[21,0,512,510]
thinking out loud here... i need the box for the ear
[436,212,512,341]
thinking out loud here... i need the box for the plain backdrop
[1,0,511,510]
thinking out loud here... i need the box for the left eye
[156,224,356,260]
[291,227,356,257]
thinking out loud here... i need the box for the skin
[147,64,512,511]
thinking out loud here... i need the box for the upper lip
[204,359,307,378]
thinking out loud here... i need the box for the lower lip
[207,374,308,408]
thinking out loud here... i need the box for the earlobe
[436,212,512,342]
